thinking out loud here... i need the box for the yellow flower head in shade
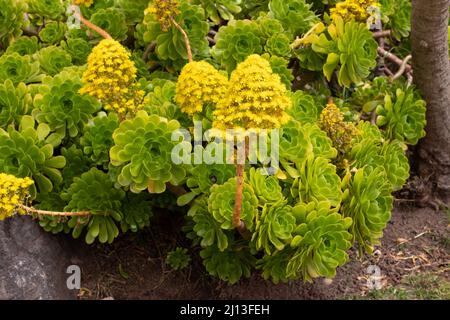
[79,39,145,118]
[213,54,291,131]
[145,0,180,31]
[319,103,359,154]
[73,0,94,7]
[175,61,229,116]
[0,173,33,221]
[330,0,379,23]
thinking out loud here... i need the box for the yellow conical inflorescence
[213,54,291,131]
[330,0,379,23]
[175,61,229,116]
[73,0,94,7]
[0,173,33,221]
[79,39,145,118]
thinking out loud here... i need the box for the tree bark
[412,0,450,204]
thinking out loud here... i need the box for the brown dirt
[74,204,449,300]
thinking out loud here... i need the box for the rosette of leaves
[187,196,229,251]
[60,38,92,65]
[35,192,69,234]
[62,168,125,244]
[248,167,283,204]
[80,112,119,167]
[0,53,41,85]
[255,14,284,38]
[5,37,39,56]
[256,250,291,284]
[208,177,258,231]
[341,166,393,254]
[90,8,128,41]
[0,116,66,198]
[192,0,242,23]
[265,34,292,58]
[290,155,342,208]
[166,247,191,270]
[268,0,318,37]
[211,19,263,72]
[137,0,209,68]
[312,16,378,87]
[200,244,256,284]
[27,0,65,19]
[380,0,411,39]
[39,21,66,44]
[186,160,235,197]
[291,22,327,71]
[0,0,26,47]
[0,80,31,128]
[287,201,353,281]
[266,55,294,89]
[110,111,187,194]
[252,200,295,255]
[36,46,72,76]
[33,70,101,140]
[289,90,321,123]
[120,193,153,233]
[376,88,427,145]
[114,0,149,24]
[60,146,91,189]
[239,0,269,18]
[279,120,337,170]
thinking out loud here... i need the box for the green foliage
[115,0,149,24]
[36,46,72,76]
[90,8,129,41]
[39,21,66,44]
[193,0,243,23]
[266,55,294,88]
[289,91,321,123]
[60,38,92,65]
[268,0,318,37]
[6,36,40,56]
[0,53,41,84]
[166,247,191,270]
[28,0,66,19]
[33,70,101,140]
[380,0,412,39]
[110,111,187,194]
[120,193,153,233]
[248,167,283,204]
[0,80,31,128]
[0,0,26,47]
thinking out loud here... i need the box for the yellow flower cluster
[175,61,229,116]
[330,0,379,23]
[145,0,180,31]
[73,0,94,7]
[319,103,359,154]
[213,54,291,131]
[79,39,145,118]
[0,173,33,221]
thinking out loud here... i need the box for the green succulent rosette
[0,0,26,47]
[208,177,258,231]
[380,0,411,39]
[33,70,101,140]
[247,167,283,204]
[0,116,66,198]
[252,200,295,255]
[27,0,65,19]
[60,145,91,189]
[268,0,318,37]
[341,166,394,254]
[137,0,209,69]
[80,112,119,167]
[120,192,153,233]
[266,55,294,89]
[38,21,66,44]
[60,38,92,65]
[90,8,128,41]
[312,17,378,87]
[265,34,292,58]
[211,19,263,72]
[36,46,72,76]
[0,80,31,128]
[0,53,42,84]
[192,0,242,23]
[115,0,149,24]
[62,168,125,244]
[256,250,291,284]
[187,196,229,251]
[287,201,353,281]
[186,161,236,196]
[289,90,321,123]
[200,243,256,284]
[5,36,40,56]
[255,13,284,38]
[110,111,187,194]
[166,247,191,270]
[290,155,342,208]
[376,87,427,145]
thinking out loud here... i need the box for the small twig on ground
[377,47,412,73]
[19,204,91,217]
[391,54,412,81]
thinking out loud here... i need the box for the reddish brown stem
[377,47,413,73]
[76,12,112,40]
[373,30,391,39]
[170,17,193,62]
[233,163,245,231]
[19,204,91,217]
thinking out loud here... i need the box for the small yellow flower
[145,0,180,31]
[330,0,379,23]
[73,0,94,7]
[0,173,33,221]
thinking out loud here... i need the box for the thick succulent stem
[76,12,112,40]
[170,17,193,63]
[233,137,249,236]
[18,204,91,217]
